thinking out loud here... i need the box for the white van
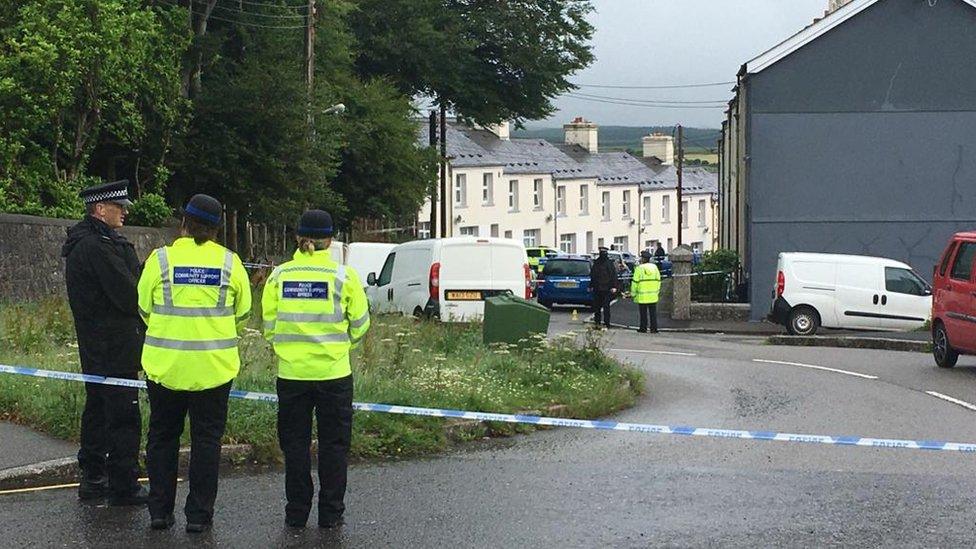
[365,237,531,321]
[328,240,347,265]
[769,252,931,335]
[346,242,396,288]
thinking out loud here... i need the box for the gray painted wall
[745,0,976,318]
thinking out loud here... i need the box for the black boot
[78,475,109,500]
[109,484,149,506]
[150,513,176,530]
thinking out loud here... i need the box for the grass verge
[0,298,644,462]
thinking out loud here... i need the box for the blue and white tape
[2,364,975,454]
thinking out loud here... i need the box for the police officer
[589,247,619,328]
[137,194,252,533]
[261,210,370,529]
[62,180,148,506]
[631,250,662,333]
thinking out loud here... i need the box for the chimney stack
[486,121,510,141]
[563,117,598,153]
[642,133,674,165]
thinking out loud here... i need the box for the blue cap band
[298,225,333,237]
[186,204,221,225]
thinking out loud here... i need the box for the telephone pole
[676,124,684,247]
[439,103,448,238]
[305,0,315,93]
[428,110,438,238]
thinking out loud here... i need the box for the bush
[127,193,172,227]
[691,249,740,303]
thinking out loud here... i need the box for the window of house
[698,199,707,227]
[418,222,431,239]
[597,237,605,249]
[642,195,651,224]
[662,195,670,223]
[459,226,479,236]
[523,229,540,248]
[508,180,519,211]
[504,230,513,239]
[556,185,566,216]
[559,233,576,254]
[612,236,628,252]
[490,224,499,238]
[622,190,631,218]
[533,179,543,209]
[482,173,494,205]
[681,200,689,229]
[454,174,467,207]
[666,237,673,252]
[601,191,610,221]
[586,231,594,253]
[579,185,589,215]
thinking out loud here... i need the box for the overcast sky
[531,0,827,129]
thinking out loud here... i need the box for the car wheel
[786,306,820,336]
[933,322,959,369]
[413,306,425,319]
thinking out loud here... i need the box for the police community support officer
[137,194,252,533]
[631,250,662,333]
[261,210,370,530]
[62,180,149,506]
[589,247,619,328]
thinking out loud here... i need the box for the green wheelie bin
[482,295,550,345]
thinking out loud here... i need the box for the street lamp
[322,103,346,115]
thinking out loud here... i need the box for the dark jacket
[589,255,619,292]
[62,216,144,375]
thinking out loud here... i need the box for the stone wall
[0,214,176,302]
[689,303,751,322]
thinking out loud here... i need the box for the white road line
[925,391,976,412]
[609,349,697,357]
[752,359,878,380]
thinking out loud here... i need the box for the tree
[349,0,595,125]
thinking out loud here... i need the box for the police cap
[79,180,132,207]
[297,210,334,238]
[183,194,223,227]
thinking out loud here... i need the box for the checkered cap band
[83,189,128,204]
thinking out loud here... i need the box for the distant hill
[513,126,721,152]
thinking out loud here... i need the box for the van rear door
[439,240,493,321]
[490,241,527,298]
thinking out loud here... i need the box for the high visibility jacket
[137,237,252,391]
[630,262,661,304]
[261,249,370,381]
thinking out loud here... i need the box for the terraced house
[418,118,718,255]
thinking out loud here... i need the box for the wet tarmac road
[4,319,976,547]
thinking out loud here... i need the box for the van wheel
[787,306,820,336]
[413,306,425,319]
[933,322,959,368]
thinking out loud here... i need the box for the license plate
[446,290,483,301]
[556,281,578,288]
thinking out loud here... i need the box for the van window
[526,248,543,258]
[940,242,959,277]
[885,268,929,296]
[377,253,395,286]
[950,242,976,281]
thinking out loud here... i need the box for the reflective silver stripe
[277,311,342,323]
[333,265,346,318]
[349,312,369,329]
[157,248,173,307]
[272,333,350,344]
[152,304,235,317]
[217,250,234,307]
[144,335,238,351]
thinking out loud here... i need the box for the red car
[932,232,976,368]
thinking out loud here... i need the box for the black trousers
[276,375,353,525]
[592,291,612,326]
[77,372,141,494]
[146,380,231,524]
[639,303,658,332]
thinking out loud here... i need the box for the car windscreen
[543,260,590,277]
[526,249,543,258]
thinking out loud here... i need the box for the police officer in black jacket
[62,180,148,506]
[589,247,619,328]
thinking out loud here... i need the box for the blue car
[535,256,593,309]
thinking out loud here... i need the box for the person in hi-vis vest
[137,194,252,533]
[630,250,662,333]
[262,209,370,530]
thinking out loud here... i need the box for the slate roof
[418,121,717,194]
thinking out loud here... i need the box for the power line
[208,0,308,19]
[214,0,308,10]
[157,0,306,28]
[570,91,729,105]
[564,94,726,110]
[574,81,735,90]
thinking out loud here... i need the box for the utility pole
[428,110,438,238]
[305,0,315,94]
[439,102,447,238]
[676,124,684,247]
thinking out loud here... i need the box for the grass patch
[0,298,644,461]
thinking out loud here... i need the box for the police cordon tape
[4,364,974,454]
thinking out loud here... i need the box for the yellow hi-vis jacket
[138,237,252,391]
[630,262,662,304]
[261,249,370,381]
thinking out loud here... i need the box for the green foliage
[126,192,171,227]
[0,298,75,353]
[691,249,740,303]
